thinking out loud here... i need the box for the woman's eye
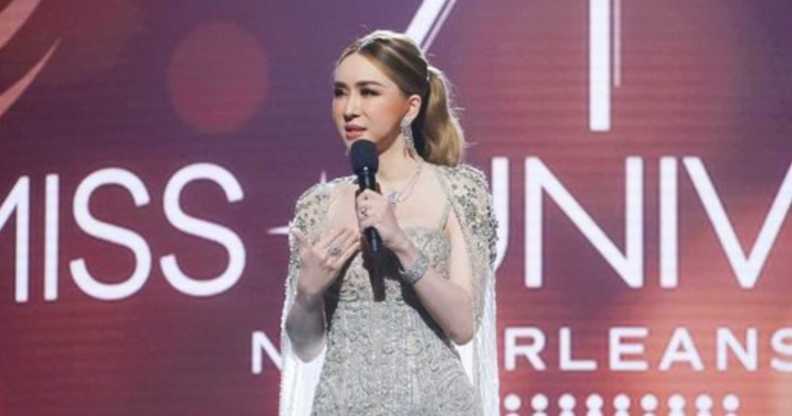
[333,89,346,97]
[361,89,378,96]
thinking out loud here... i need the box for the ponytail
[414,66,465,167]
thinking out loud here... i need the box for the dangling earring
[401,117,416,154]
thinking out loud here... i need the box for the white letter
[70,168,151,300]
[560,327,597,371]
[161,163,245,297]
[659,157,678,288]
[716,327,757,371]
[505,327,546,371]
[659,327,704,371]
[771,328,792,372]
[252,330,282,373]
[589,0,611,131]
[525,157,643,288]
[44,174,59,301]
[492,157,509,270]
[0,177,30,302]
[610,326,648,371]
[684,159,792,288]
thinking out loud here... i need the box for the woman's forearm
[393,242,475,345]
[284,284,326,362]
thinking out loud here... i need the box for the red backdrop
[1,1,791,414]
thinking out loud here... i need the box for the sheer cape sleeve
[278,180,335,416]
[436,164,500,416]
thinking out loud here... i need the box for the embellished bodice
[311,227,481,415]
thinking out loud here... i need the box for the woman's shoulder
[290,175,354,233]
[434,162,498,264]
[295,175,356,211]
[434,162,490,192]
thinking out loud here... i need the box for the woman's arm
[284,185,360,362]
[285,281,328,362]
[355,187,478,345]
[391,208,476,345]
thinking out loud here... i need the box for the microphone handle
[355,170,386,301]
[357,168,382,255]
[365,226,382,254]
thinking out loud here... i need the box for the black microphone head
[349,140,378,174]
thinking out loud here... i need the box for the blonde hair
[338,30,465,166]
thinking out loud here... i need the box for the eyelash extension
[332,86,381,97]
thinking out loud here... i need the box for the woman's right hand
[292,227,361,298]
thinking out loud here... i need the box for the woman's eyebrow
[355,80,385,87]
[333,80,385,87]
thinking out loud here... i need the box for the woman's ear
[405,94,422,122]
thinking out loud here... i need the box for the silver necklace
[384,160,423,206]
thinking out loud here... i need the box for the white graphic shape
[590,0,611,131]
[405,0,456,49]
[0,0,60,120]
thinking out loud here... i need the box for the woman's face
[333,53,417,151]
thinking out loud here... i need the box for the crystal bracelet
[398,250,429,285]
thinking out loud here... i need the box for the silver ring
[327,246,342,257]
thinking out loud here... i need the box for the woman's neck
[377,138,420,185]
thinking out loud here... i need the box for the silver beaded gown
[279,164,499,416]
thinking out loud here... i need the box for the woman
[279,30,499,416]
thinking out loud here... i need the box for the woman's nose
[343,93,361,118]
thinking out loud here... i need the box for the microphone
[349,140,383,255]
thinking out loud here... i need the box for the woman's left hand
[355,189,409,252]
